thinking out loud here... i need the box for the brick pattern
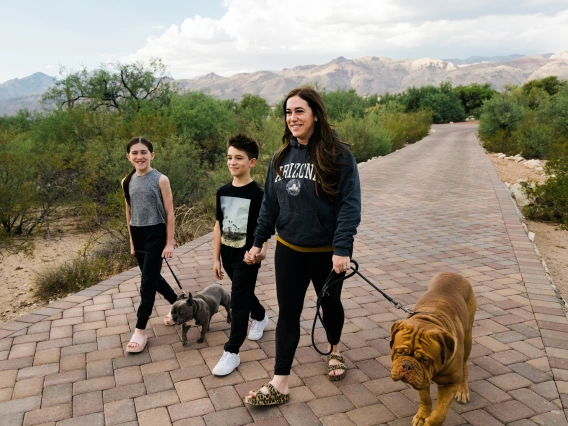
[0,123,566,424]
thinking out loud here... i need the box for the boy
[212,134,269,376]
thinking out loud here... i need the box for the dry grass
[175,204,215,246]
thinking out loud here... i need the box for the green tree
[379,82,465,123]
[42,59,173,115]
[453,83,497,117]
[169,92,238,166]
[237,94,270,131]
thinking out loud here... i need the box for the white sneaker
[212,351,240,376]
[248,314,269,341]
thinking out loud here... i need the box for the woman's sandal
[164,312,175,326]
[327,353,346,381]
[125,332,147,353]
[243,383,290,406]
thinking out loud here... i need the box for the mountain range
[1,52,567,115]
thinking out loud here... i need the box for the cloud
[121,0,568,78]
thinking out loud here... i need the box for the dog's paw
[412,413,426,426]
[455,388,470,404]
[197,338,204,343]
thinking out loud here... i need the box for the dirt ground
[1,153,566,325]
[487,154,568,304]
[0,233,89,323]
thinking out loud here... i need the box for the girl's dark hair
[123,137,153,205]
[273,86,346,199]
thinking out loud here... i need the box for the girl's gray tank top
[129,169,167,227]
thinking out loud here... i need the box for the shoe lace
[219,352,231,364]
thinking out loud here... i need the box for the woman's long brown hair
[123,137,153,205]
[273,86,347,200]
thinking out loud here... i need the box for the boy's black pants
[273,242,345,376]
[130,224,178,330]
[224,262,265,354]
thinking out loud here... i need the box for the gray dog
[170,284,231,345]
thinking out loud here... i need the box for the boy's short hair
[227,134,260,160]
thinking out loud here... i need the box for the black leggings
[224,263,266,354]
[130,224,178,330]
[274,242,345,376]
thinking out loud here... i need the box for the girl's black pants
[130,223,178,330]
[274,242,345,376]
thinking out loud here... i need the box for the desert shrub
[523,143,568,227]
[522,84,568,226]
[366,104,432,151]
[478,94,527,154]
[514,115,553,159]
[335,113,392,162]
[34,238,136,301]
[175,204,216,246]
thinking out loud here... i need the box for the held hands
[213,260,224,280]
[161,243,174,259]
[332,255,351,274]
[244,246,266,265]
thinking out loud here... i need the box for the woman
[243,86,361,405]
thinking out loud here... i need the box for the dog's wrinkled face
[390,319,455,390]
[170,295,195,325]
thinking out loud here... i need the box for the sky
[1,0,567,84]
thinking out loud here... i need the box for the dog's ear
[176,293,186,301]
[390,320,405,349]
[186,292,194,305]
[435,330,456,365]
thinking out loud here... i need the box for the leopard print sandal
[327,353,346,381]
[243,383,290,406]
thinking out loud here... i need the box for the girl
[122,136,178,353]
[244,87,361,405]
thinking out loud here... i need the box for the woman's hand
[332,255,351,274]
[162,243,174,259]
[213,260,224,280]
[130,241,135,256]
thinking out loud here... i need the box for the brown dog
[390,272,477,426]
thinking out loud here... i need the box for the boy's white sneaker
[212,351,240,376]
[248,314,269,341]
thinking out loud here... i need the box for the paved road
[1,123,567,425]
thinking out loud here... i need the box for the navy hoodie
[253,137,361,257]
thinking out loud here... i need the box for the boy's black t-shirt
[216,180,264,268]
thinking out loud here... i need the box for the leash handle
[311,265,357,356]
[311,259,417,355]
[134,250,187,299]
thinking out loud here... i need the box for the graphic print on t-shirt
[220,196,251,248]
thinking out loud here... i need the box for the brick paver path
[1,122,567,425]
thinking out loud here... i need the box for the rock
[515,157,525,162]
[510,182,532,207]
[507,156,516,161]
[497,154,507,159]
[535,166,544,172]
[528,232,535,242]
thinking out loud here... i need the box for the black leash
[134,250,187,299]
[312,259,417,355]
